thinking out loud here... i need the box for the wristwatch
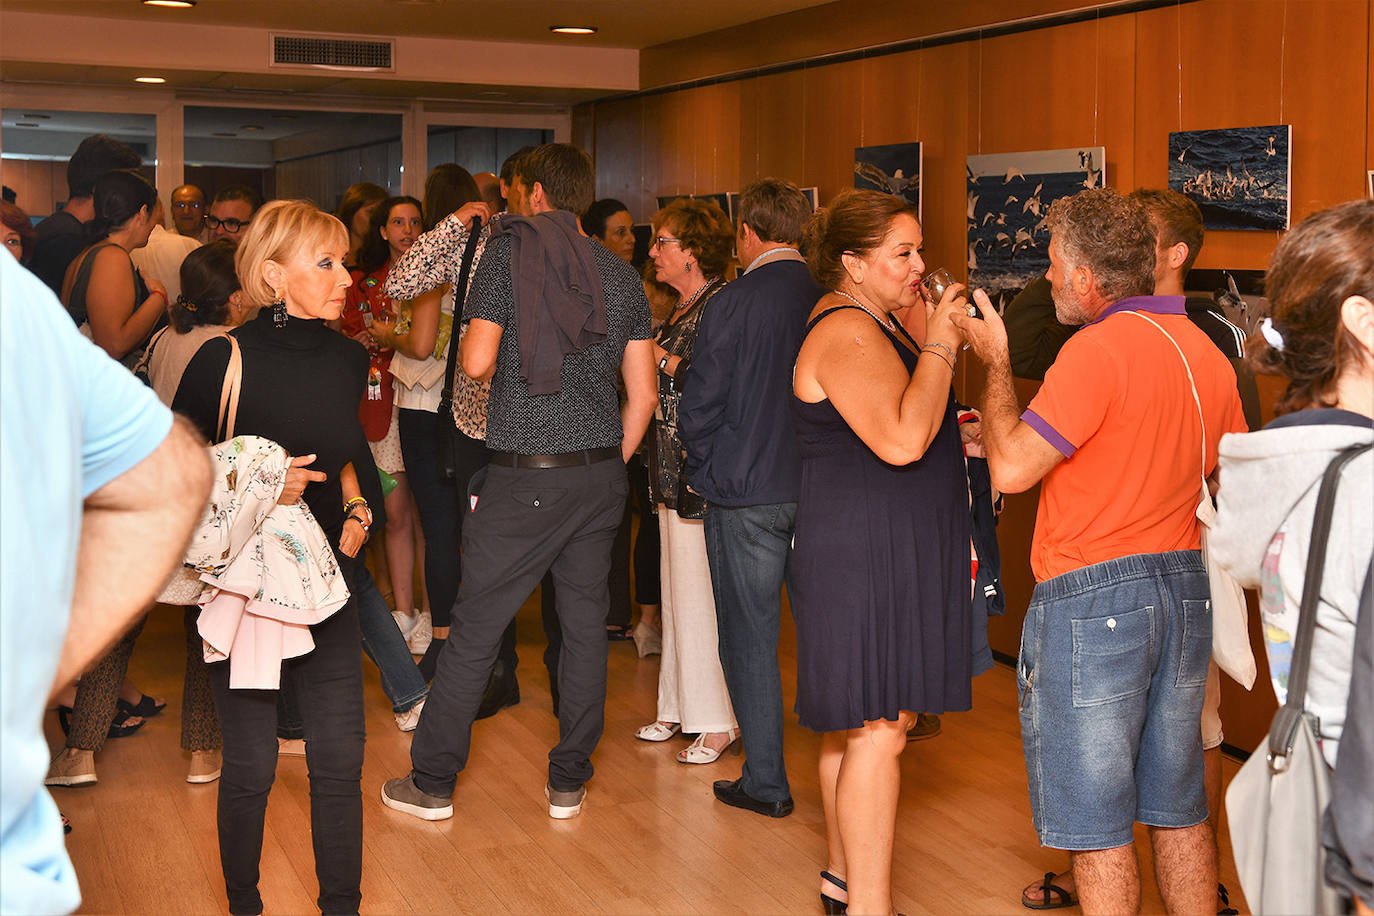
[658,354,670,371]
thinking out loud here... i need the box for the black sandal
[117,694,166,719]
[1022,871,1077,910]
[1217,882,1238,916]
[57,706,146,739]
[820,870,847,915]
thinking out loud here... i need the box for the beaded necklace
[832,289,897,333]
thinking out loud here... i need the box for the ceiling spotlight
[240,124,264,131]
[549,25,597,34]
[143,1,197,8]
[134,76,167,83]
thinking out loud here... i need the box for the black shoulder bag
[435,216,484,480]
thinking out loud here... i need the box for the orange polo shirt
[1022,296,1246,582]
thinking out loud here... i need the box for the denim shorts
[1018,550,1211,850]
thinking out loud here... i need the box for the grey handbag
[1225,442,1372,916]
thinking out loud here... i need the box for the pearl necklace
[833,289,897,333]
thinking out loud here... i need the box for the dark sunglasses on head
[205,215,249,233]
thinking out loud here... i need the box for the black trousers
[411,458,627,794]
[208,586,365,916]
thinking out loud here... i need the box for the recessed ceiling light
[549,25,597,34]
[135,76,166,83]
[143,1,197,8]
[240,124,263,131]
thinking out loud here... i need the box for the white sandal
[677,728,740,764]
[635,721,681,742]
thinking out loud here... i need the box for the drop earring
[272,290,287,328]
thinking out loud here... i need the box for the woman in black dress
[791,190,972,915]
[173,199,377,916]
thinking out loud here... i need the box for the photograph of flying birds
[1169,125,1291,230]
[966,146,1105,308]
[854,142,922,216]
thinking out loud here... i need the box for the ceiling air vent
[271,34,395,72]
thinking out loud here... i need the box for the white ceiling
[0,0,836,50]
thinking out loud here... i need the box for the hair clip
[1259,316,1284,352]
[176,294,198,312]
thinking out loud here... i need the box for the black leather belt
[488,446,621,469]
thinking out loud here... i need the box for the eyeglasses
[205,215,249,233]
[172,201,203,211]
[651,236,683,248]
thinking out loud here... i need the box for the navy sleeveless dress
[790,305,973,732]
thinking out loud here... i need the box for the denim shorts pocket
[1018,604,1039,717]
[1071,604,1153,708]
[1175,598,1212,689]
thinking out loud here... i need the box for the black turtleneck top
[172,309,380,543]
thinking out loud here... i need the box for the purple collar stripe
[1022,409,1077,458]
[1088,295,1187,326]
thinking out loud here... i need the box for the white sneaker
[392,610,418,640]
[407,611,433,655]
[394,698,425,732]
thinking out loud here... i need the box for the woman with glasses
[635,198,740,764]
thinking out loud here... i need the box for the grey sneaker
[381,774,452,821]
[545,783,585,819]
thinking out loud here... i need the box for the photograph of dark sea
[966,146,1105,310]
[854,142,923,213]
[1168,125,1290,230]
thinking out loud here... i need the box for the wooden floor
[52,597,1249,915]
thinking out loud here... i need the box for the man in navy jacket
[680,179,822,817]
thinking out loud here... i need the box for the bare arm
[796,289,967,466]
[84,248,167,360]
[459,317,503,382]
[381,285,446,359]
[953,289,1064,493]
[620,338,657,462]
[337,463,365,558]
[52,416,212,697]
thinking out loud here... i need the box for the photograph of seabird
[966,146,1105,309]
[1168,125,1291,230]
[854,142,923,216]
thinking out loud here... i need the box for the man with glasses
[170,184,206,239]
[205,185,261,243]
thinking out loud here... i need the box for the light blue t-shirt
[0,257,172,915]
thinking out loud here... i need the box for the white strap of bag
[1122,311,1210,500]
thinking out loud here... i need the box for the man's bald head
[474,172,504,213]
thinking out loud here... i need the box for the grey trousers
[410,457,627,794]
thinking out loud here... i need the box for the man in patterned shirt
[382,143,656,821]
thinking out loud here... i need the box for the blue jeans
[1019,550,1211,851]
[703,501,797,803]
[350,560,427,714]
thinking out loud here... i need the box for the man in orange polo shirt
[953,188,1246,915]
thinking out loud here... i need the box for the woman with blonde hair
[172,199,378,916]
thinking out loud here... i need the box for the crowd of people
[1,129,1370,916]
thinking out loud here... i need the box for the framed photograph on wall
[1367,169,1373,198]
[965,146,1104,310]
[800,187,820,211]
[1168,125,1291,230]
[854,142,921,218]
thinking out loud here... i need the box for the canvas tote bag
[1225,442,1371,916]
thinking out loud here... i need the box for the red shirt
[341,263,396,441]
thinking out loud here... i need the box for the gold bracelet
[919,347,955,373]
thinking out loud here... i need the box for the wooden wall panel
[0,159,64,217]
[584,0,1373,753]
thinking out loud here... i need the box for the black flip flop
[117,694,166,718]
[1022,871,1077,910]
